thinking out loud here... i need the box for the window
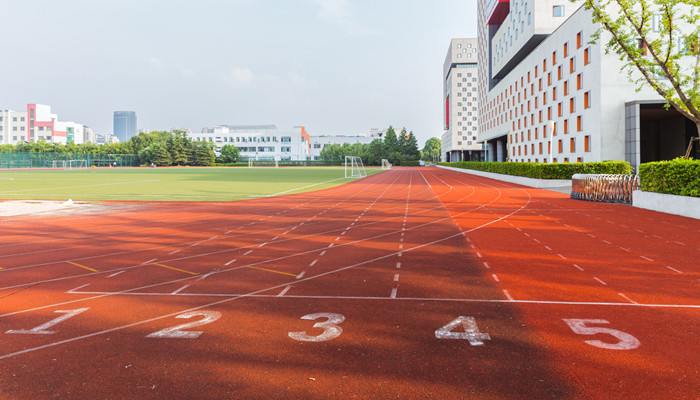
[577,32,583,49]
[652,14,661,32]
[570,57,576,73]
[558,102,563,117]
[558,66,562,80]
[548,72,552,85]
[553,87,557,101]
[564,81,569,95]
[564,42,569,57]
[584,91,591,108]
[558,139,563,153]
[570,97,576,113]
[577,73,583,89]
[570,137,576,152]
[577,116,583,131]
[553,5,565,17]
[584,48,591,64]
[552,51,557,65]
[585,135,591,152]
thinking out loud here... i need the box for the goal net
[344,156,367,178]
[381,159,391,169]
[51,160,67,169]
[248,159,279,168]
[67,160,88,170]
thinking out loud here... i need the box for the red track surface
[0,167,697,399]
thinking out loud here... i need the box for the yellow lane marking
[67,261,98,272]
[246,266,298,277]
[154,263,199,276]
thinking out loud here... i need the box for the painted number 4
[435,316,490,346]
[563,319,640,350]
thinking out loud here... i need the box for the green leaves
[639,157,700,196]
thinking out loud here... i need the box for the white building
[190,125,310,161]
[0,104,88,145]
[442,38,483,162]
[308,129,385,160]
[478,0,693,168]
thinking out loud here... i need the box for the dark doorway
[640,104,699,162]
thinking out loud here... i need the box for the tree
[219,144,240,163]
[384,126,398,153]
[422,137,441,161]
[191,141,216,166]
[583,0,700,157]
[405,131,421,160]
[169,131,191,166]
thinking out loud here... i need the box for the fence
[0,152,139,169]
[571,174,640,204]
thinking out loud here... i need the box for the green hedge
[398,160,421,167]
[639,158,700,197]
[438,161,633,180]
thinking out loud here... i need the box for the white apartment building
[442,38,482,162]
[190,125,310,161]
[0,104,87,145]
[308,129,386,160]
[478,0,694,169]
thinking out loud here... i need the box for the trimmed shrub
[639,158,700,197]
[437,161,632,180]
[398,160,421,167]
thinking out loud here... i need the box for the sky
[1,0,477,147]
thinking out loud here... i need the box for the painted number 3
[563,319,641,350]
[288,313,345,342]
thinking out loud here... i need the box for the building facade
[308,129,385,160]
[0,104,87,145]
[442,38,482,162]
[113,111,137,143]
[477,0,693,168]
[190,125,310,161]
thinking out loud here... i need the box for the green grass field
[0,167,384,202]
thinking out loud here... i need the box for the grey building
[113,111,137,143]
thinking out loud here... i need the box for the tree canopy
[319,126,421,165]
[583,0,700,155]
[421,137,441,161]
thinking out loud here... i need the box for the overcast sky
[1,0,477,147]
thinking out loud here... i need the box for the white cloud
[148,57,163,71]
[177,64,195,78]
[311,0,379,36]
[226,66,255,86]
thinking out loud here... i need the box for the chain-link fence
[571,174,640,204]
[0,153,139,169]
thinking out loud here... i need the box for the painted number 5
[288,313,345,342]
[563,319,640,350]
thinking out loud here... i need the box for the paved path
[0,167,697,399]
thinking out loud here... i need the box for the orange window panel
[585,135,590,152]
[584,91,590,108]
[577,116,582,131]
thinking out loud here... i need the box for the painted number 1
[6,308,90,335]
[563,319,640,350]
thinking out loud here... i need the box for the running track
[0,167,697,399]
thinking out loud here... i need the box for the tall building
[477,0,694,168]
[0,104,86,145]
[442,38,483,162]
[113,111,137,143]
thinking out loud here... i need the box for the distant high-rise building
[442,38,482,162]
[113,111,137,142]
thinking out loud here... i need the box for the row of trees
[320,126,421,165]
[0,130,218,166]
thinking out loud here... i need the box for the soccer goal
[51,160,67,169]
[344,156,367,178]
[67,160,88,170]
[381,159,391,169]
[248,159,279,168]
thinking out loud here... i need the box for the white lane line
[640,256,654,262]
[665,266,683,274]
[107,271,125,278]
[225,259,237,266]
[189,242,201,247]
[618,293,639,304]
[283,231,290,235]
[244,250,253,255]
[573,264,585,271]
[67,284,90,293]
[171,285,189,295]
[544,246,552,251]
[396,262,401,269]
[469,244,476,249]
[168,250,180,255]
[334,237,340,241]
[533,239,541,243]
[524,233,530,237]
[674,241,686,246]
[399,244,403,250]
[398,252,402,257]
[320,250,327,256]
[197,271,216,281]
[492,274,500,282]
[602,240,612,245]
[271,236,279,241]
[483,262,490,269]
[390,288,398,298]
[258,242,267,248]
[476,252,482,258]
[296,271,306,280]
[620,247,631,252]
[277,286,292,297]
[309,259,318,267]
[502,290,514,300]
[557,254,566,259]
[141,258,157,265]
[394,274,399,282]
[328,243,334,248]
[593,277,607,285]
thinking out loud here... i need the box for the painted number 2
[147,311,222,339]
[563,319,640,350]
[435,316,491,346]
[288,313,345,342]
